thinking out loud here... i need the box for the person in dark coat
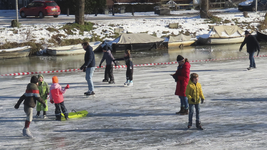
[115,49,134,86]
[171,55,191,115]
[239,30,260,70]
[80,42,96,95]
[14,76,46,138]
[99,47,117,84]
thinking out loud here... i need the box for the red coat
[174,61,191,96]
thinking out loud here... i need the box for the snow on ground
[1,57,267,149]
[0,9,266,46]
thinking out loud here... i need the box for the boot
[56,115,61,121]
[64,113,69,120]
[196,121,204,130]
[175,107,184,114]
[180,109,188,115]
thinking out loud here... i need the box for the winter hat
[52,76,58,83]
[177,55,184,62]
[30,76,38,84]
[245,30,250,35]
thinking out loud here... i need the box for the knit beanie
[30,76,38,84]
[52,76,58,83]
[177,55,184,62]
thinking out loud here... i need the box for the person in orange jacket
[49,76,69,121]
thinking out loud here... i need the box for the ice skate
[23,128,33,138]
[127,80,133,86]
[124,80,129,86]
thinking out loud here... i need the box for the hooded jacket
[99,49,116,66]
[38,74,49,100]
[174,61,191,96]
[186,79,205,104]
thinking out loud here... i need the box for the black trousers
[126,66,133,81]
[55,102,68,119]
[104,64,114,81]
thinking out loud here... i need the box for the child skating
[186,73,205,130]
[99,47,117,84]
[115,49,133,86]
[36,74,49,119]
[14,76,46,138]
[49,76,69,121]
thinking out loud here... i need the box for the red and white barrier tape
[1,55,267,77]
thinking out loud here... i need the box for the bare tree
[75,0,85,25]
[200,0,209,18]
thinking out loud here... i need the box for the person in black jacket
[115,49,133,86]
[80,42,96,95]
[14,76,46,138]
[239,30,260,70]
[99,47,117,84]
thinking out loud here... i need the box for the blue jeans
[188,104,200,126]
[179,96,188,109]
[86,67,95,92]
[248,52,256,68]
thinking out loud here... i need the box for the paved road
[0,14,198,26]
[0,9,241,25]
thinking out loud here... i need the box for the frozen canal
[1,47,267,149]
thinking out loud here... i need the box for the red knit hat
[52,76,58,83]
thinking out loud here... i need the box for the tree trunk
[75,0,85,25]
[200,0,209,18]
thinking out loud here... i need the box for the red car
[20,0,60,18]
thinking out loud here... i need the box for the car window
[34,2,44,7]
[45,2,58,6]
[28,2,34,7]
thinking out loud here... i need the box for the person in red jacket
[171,55,191,115]
[50,76,69,121]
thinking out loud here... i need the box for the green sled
[61,110,88,120]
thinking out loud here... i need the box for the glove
[201,99,204,104]
[14,104,19,109]
[257,51,259,56]
[114,62,118,66]
[43,104,46,108]
[50,99,54,104]
[65,84,70,89]
[239,48,242,52]
[99,64,101,68]
[191,98,195,103]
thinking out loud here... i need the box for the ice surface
[1,57,267,149]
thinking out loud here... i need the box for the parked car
[238,0,267,11]
[20,0,60,18]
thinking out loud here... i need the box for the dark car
[20,0,61,18]
[238,0,267,11]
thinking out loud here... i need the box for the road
[0,9,240,25]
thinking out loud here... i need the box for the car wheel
[20,12,26,18]
[39,12,44,18]
[53,15,58,18]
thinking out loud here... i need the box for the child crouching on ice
[186,73,205,130]
[50,76,69,121]
[14,76,46,138]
